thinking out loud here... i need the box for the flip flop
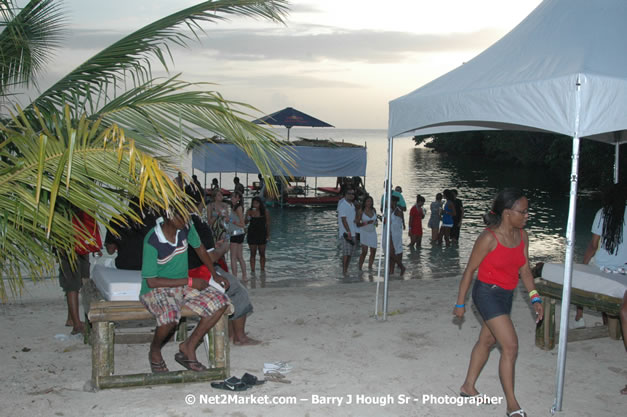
[150,359,169,373]
[174,351,207,372]
[211,376,249,391]
[241,372,265,387]
[507,409,527,417]
[265,374,292,384]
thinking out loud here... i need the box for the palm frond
[28,0,288,119]
[0,105,191,300]
[0,0,66,95]
[92,75,294,174]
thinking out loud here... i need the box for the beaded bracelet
[529,290,539,298]
[531,297,542,304]
[455,304,465,308]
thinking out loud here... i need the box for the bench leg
[207,315,229,374]
[536,297,556,350]
[607,316,622,340]
[92,321,115,389]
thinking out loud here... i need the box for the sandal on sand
[263,361,293,373]
[265,374,292,384]
[507,409,527,417]
[174,351,207,372]
[211,376,248,391]
[150,359,169,373]
[621,385,627,395]
[241,372,265,387]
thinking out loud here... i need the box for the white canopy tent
[387,0,626,412]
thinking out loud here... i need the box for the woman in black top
[246,197,270,273]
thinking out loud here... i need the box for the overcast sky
[24,0,543,129]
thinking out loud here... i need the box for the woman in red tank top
[453,189,543,417]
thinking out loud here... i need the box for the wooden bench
[83,280,229,389]
[534,278,623,350]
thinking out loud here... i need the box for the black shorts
[230,234,245,244]
[59,253,90,293]
[472,280,513,321]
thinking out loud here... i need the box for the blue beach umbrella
[252,107,334,140]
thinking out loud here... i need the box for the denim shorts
[472,280,514,321]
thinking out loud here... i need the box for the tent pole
[553,136,581,413]
[614,143,620,183]
[374,232,384,318]
[364,141,367,190]
[382,136,394,321]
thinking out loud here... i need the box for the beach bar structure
[387,0,626,412]
[191,139,367,201]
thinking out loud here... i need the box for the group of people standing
[337,184,467,276]
[189,180,271,281]
[427,189,464,246]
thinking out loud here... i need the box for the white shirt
[338,199,356,238]
[591,207,627,270]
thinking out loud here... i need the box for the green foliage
[0,0,291,300]
[414,131,625,189]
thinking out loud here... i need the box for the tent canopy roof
[191,140,366,177]
[389,0,627,144]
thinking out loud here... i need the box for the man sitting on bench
[140,208,231,373]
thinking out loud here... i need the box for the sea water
[186,128,598,288]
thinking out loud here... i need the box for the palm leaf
[28,0,288,120]
[0,0,66,94]
[0,105,191,300]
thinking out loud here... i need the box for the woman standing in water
[454,188,543,417]
[208,189,229,242]
[356,195,378,270]
[246,196,270,273]
[428,192,443,244]
[229,191,247,281]
[438,189,456,246]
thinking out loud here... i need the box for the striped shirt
[140,218,201,296]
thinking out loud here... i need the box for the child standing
[409,195,427,248]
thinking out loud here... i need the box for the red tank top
[477,229,526,290]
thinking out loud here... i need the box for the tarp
[387,0,626,413]
[192,143,366,177]
[389,0,627,145]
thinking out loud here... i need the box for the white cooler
[91,264,142,301]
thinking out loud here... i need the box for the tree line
[413,131,625,190]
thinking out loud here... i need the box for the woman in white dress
[356,195,378,270]
[383,195,406,275]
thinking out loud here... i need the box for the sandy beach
[1,275,625,417]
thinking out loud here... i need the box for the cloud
[184,71,362,89]
[63,24,504,65]
[191,24,504,64]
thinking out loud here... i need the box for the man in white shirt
[338,188,357,275]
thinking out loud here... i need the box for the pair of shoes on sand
[263,361,293,383]
[211,373,265,391]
